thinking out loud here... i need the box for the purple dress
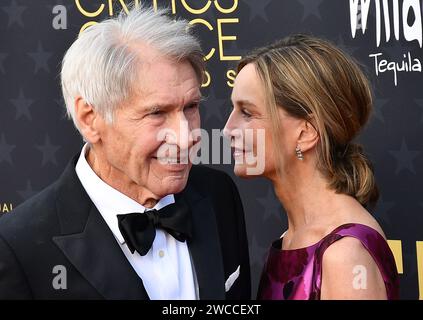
[257,223,399,300]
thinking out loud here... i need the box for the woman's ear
[297,119,319,153]
[74,97,102,144]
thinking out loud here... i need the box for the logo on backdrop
[350,0,422,86]
[70,0,241,88]
[0,203,13,214]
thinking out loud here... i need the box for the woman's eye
[241,109,252,118]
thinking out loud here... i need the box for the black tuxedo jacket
[0,156,251,299]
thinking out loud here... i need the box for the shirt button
[159,250,165,258]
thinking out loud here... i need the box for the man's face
[93,55,201,201]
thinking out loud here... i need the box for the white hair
[61,6,204,132]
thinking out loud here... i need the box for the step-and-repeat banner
[0,0,422,299]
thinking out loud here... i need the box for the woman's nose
[223,111,237,139]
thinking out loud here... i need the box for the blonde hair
[239,34,378,207]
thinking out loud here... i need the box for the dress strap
[311,223,399,299]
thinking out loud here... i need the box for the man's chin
[154,172,190,196]
[160,180,188,196]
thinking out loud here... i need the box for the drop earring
[295,145,304,161]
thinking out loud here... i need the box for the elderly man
[0,7,250,300]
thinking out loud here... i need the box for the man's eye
[149,110,164,116]
[184,104,199,112]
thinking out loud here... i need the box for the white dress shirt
[75,144,198,300]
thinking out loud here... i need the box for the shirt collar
[75,143,175,244]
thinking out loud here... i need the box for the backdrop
[0,0,422,299]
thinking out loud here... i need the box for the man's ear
[297,119,319,153]
[74,97,102,144]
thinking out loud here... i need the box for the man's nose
[167,113,194,150]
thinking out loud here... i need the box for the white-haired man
[0,7,250,300]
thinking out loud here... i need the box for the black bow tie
[117,200,192,256]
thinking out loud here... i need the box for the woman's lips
[233,149,245,158]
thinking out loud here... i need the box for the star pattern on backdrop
[2,0,27,28]
[17,180,39,201]
[389,139,421,175]
[244,0,272,22]
[0,134,16,165]
[372,98,389,123]
[10,89,34,121]
[256,186,283,221]
[336,34,360,56]
[202,89,228,122]
[297,0,324,21]
[0,53,8,74]
[55,98,69,120]
[35,135,61,166]
[27,42,54,74]
[372,197,395,226]
[250,235,268,268]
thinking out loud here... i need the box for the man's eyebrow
[141,104,172,114]
[142,95,204,112]
[143,105,161,113]
[189,95,205,104]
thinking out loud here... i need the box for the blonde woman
[223,34,399,300]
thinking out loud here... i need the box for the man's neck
[85,145,160,208]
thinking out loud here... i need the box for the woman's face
[223,63,303,180]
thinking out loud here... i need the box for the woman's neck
[271,165,355,234]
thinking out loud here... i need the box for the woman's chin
[234,164,259,179]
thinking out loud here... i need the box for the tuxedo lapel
[178,185,226,299]
[52,157,148,300]
[52,157,226,300]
